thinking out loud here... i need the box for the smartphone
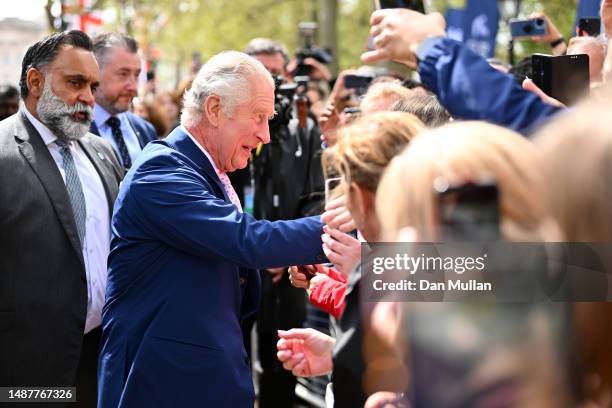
[578,17,601,37]
[325,177,343,205]
[436,182,500,242]
[344,74,374,90]
[373,0,425,12]
[510,18,547,38]
[531,53,590,106]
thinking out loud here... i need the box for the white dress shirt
[24,108,111,334]
[182,126,243,211]
[94,103,142,165]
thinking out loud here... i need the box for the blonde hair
[377,121,546,241]
[323,111,425,196]
[535,102,612,404]
[535,102,612,241]
[360,82,415,115]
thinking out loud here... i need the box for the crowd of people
[2,1,612,407]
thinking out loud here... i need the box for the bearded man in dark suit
[0,30,123,407]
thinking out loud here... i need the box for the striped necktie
[106,116,132,168]
[56,139,87,246]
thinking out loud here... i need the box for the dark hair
[244,38,289,68]
[19,30,92,99]
[510,56,533,85]
[92,32,138,68]
[0,84,19,99]
[391,95,451,128]
[401,78,429,93]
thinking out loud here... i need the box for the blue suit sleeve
[418,38,563,135]
[124,153,325,269]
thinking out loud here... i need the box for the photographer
[244,37,325,407]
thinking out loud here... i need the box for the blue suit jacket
[98,127,326,407]
[90,111,157,148]
[418,38,563,135]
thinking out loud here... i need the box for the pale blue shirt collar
[23,105,57,146]
[93,103,112,128]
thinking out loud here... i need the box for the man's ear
[203,94,223,127]
[26,68,45,98]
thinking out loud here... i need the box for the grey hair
[181,51,273,128]
[92,32,138,68]
[244,38,289,68]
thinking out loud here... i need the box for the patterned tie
[217,172,243,212]
[106,116,132,168]
[56,140,87,246]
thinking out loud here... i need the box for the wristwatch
[550,37,565,48]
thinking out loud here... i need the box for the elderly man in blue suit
[98,51,327,407]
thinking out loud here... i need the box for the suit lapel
[78,138,117,217]
[165,128,230,202]
[15,111,85,267]
[125,114,145,148]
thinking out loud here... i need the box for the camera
[578,17,601,37]
[293,22,333,78]
[531,53,590,106]
[510,18,547,39]
[270,75,297,130]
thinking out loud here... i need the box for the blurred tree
[54,0,579,87]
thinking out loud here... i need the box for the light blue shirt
[93,103,142,166]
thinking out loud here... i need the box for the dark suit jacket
[90,111,157,149]
[0,110,123,387]
[98,127,326,407]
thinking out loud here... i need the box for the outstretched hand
[522,78,566,108]
[361,8,446,69]
[276,328,335,377]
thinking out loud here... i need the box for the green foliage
[92,0,582,86]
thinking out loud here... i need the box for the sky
[0,0,47,21]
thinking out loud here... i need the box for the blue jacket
[98,127,325,407]
[90,111,157,148]
[418,38,563,134]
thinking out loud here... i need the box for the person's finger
[373,31,391,49]
[369,23,383,38]
[277,328,316,341]
[338,218,357,233]
[522,78,566,108]
[326,210,354,230]
[325,195,346,211]
[321,207,345,226]
[322,233,350,255]
[325,225,359,246]
[282,352,305,371]
[291,359,308,377]
[370,9,390,25]
[361,48,391,64]
[288,269,307,281]
[277,338,289,350]
[277,349,292,362]
[322,244,344,267]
